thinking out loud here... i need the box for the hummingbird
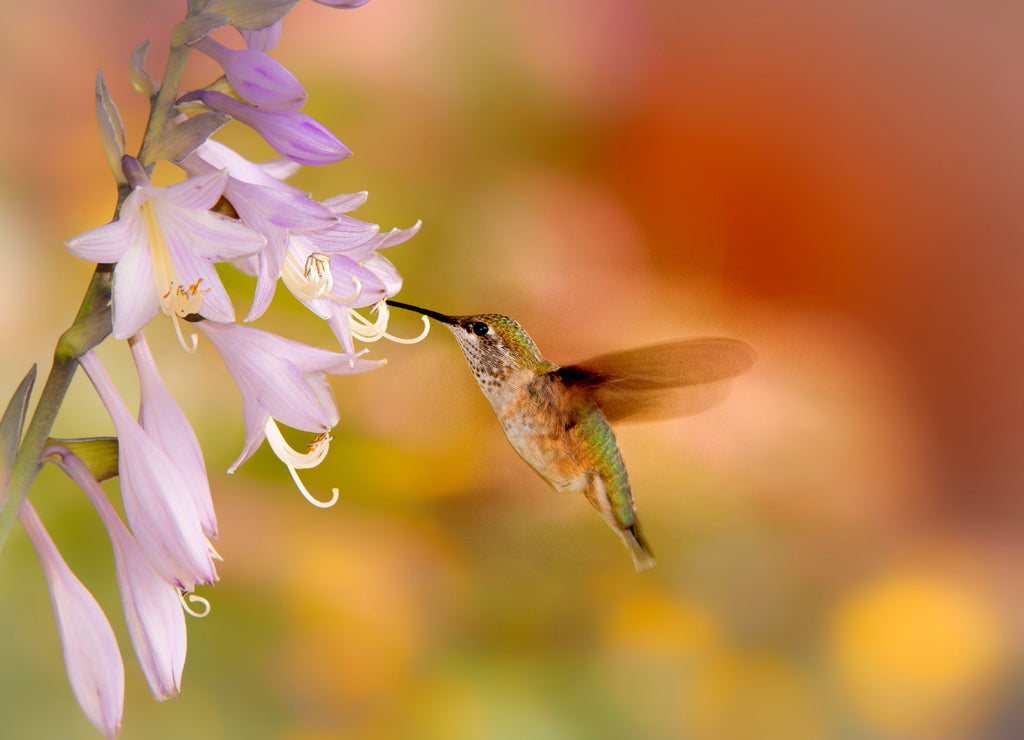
[386,299,756,571]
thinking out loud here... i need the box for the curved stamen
[163,281,205,354]
[302,253,333,299]
[170,312,199,354]
[263,419,340,508]
[348,300,430,344]
[178,590,211,618]
[283,251,363,305]
[333,275,361,303]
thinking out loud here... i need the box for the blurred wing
[554,338,757,423]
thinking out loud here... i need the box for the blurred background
[0,0,1021,737]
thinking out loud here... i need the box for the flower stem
[0,264,113,552]
[0,9,186,548]
[137,41,193,169]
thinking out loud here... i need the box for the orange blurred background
[0,0,1021,738]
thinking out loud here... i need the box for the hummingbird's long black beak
[386,300,457,326]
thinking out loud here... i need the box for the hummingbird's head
[387,301,552,387]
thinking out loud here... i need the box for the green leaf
[129,40,159,98]
[198,0,300,31]
[95,72,127,186]
[173,13,232,46]
[0,366,37,509]
[48,438,119,483]
[153,112,230,163]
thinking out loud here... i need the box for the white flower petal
[20,502,124,739]
[111,241,160,340]
[163,169,229,211]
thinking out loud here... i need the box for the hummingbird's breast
[493,373,619,495]
[479,365,642,548]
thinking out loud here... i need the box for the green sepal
[47,437,119,483]
[151,111,230,164]
[95,72,128,187]
[173,13,232,46]
[0,366,37,509]
[198,0,300,31]
[129,40,160,98]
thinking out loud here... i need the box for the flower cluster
[5,1,425,737]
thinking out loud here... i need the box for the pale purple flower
[196,320,381,469]
[185,136,304,192]
[19,501,124,739]
[130,331,217,539]
[179,139,338,322]
[64,156,266,341]
[284,219,420,352]
[179,138,420,334]
[191,36,306,111]
[180,90,351,166]
[48,446,187,702]
[79,351,217,592]
[195,320,383,506]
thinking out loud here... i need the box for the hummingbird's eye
[471,321,489,337]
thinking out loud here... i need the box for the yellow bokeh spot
[603,590,722,660]
[686,650,828,740]
[827,567,1007,737]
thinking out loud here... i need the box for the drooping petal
[19,501,124,739]
[80,352,217,591]
[110,516,188,702]
[195,320,382,469]
[49,446,188,702]
[192,36,306,111]
[118,432,217,592]
[130,332,217,539]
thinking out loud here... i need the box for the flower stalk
[3,1,426,733]
[0,263,113,553]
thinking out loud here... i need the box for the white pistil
[178,590,211,618]
[263,419,340,509]
[348,300,430,344]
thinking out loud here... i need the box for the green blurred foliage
[1,1,1021,738]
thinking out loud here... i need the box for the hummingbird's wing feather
[554,338,756,423]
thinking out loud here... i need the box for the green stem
[0,9,195,551]
[0,265,113,552]
[137,41,193,168]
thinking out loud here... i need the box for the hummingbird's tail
[622,524,656,572]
